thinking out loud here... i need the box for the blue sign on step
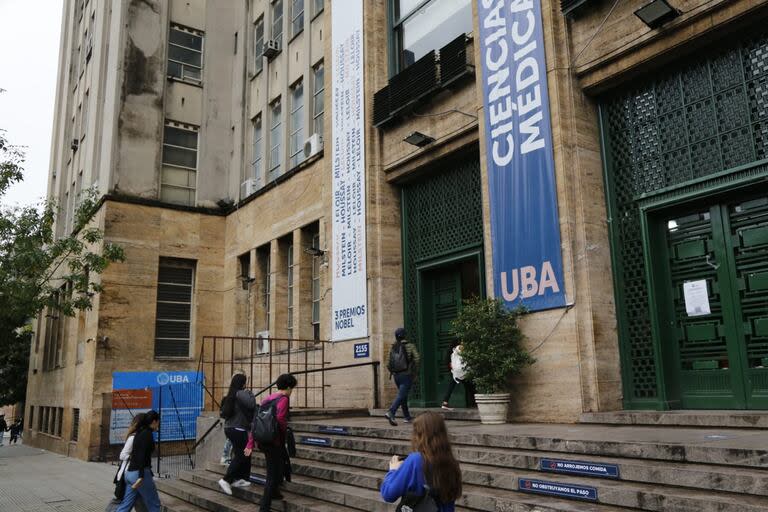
[518,478,597,501]
[319,425,349,435]
[354,342,370,358]
[540,458,620,479]
[301,436,332,447]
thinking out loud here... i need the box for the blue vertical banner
[477,0,566,311]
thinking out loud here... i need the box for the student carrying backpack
[384,328,420,426]
[217,374,256,496]
[244,374,298,512]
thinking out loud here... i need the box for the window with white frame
[272,0,284,45]
[311,232,320,340]
[161,123,198,206]
[312,63,324,138]
[154,258,196,358]
[254,17,264,73]
[287,244,294,339]
[289,80,304,168]
[251,115,263,186]
[81,91,89,140]
[268,99,282,181]
[168,26,203,83]
[263,251,271,330]
[313,0,323,17]
[290,0,304,38]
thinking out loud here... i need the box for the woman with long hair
[107,414,148,512]
[217,373,256,495]
[380,412,462,511]
[115,410,161,512]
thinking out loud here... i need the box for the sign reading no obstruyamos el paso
[478,0,566,311]
[331,0,368,340]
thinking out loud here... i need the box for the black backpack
[388,341,410,374]
[251,396,284,444]
[219,395,235,419]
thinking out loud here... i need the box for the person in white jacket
[441,342,468,410]
[106,415,148,512]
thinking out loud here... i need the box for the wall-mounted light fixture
[635,0,679,29]
[403,131,435,147]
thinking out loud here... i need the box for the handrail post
[373,362,380,409]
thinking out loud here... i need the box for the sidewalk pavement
[0,442,115,512]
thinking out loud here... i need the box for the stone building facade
[24,0,768,460]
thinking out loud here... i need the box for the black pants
[259,443,286,512]
[223,428,251,483]
[442,378,476,405]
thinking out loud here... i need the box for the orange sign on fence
[112,389,153,409]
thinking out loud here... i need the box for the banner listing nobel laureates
[331,1,368,341]
[477,0,566,311]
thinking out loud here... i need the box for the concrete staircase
[157,413,768,512]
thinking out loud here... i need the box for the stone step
[250,451,768,512]
[158,472,355,512]
[203,463,626,512]
[290,419,768,468]
[369,407,480,421]
[288,433,768,497]
[580,410,768,429]
[159,490,209,512]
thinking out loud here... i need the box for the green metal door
[420,267,462,407]
[658,194,768,409]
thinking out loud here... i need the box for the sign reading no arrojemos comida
[478,0,566,311]
[331,1,368,340]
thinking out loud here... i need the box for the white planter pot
[474,393,510,424]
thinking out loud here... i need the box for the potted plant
[451,297,534,424]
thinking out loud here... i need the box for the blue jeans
[221,437,233,460]
[116,470,161,512]
[388,373,413,419]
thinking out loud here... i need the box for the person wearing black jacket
[116,410,161,512]
[218,373,256,495]
[0,414,7,446]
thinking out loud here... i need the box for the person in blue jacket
[380,412,462,511]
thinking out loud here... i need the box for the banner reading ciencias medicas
[331,1,368,340]
[478,0,566,311]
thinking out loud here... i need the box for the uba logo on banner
[478,0,567,311]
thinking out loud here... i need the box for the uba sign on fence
[478,0,566,311]
[110,371,203,444]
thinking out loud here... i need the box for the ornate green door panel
[420,267,462,407]
[653,192,768,409]
[599,29,768,408]
[661,208,746,408]
[727,196,768,408]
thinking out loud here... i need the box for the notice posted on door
[683,279,711,317]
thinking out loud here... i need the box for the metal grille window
[38,407,44,432]
[252,115,263,187]
[71,408,79,441]
[287,244,294,339]
[254,18,264,73]
[269,99,282,181]
[272,0,284,44]
[161,123,198,206]
[312,63,324,138]
[154,258,196,358]
[168,26,203,83]
[392,0,472,71]
[311,233,321,338]
[28,406,34,431]
[289,80,304,168]
[291,0,304,38]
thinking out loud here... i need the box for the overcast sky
[0,0,63,208]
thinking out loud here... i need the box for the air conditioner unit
[303,133,324,159]
[240,178,257,200]
[263,39,280,59]
[71,138,79,151]
[255,330,270,354]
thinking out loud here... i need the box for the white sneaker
[232,479,251,488]
[218,478,233,495]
